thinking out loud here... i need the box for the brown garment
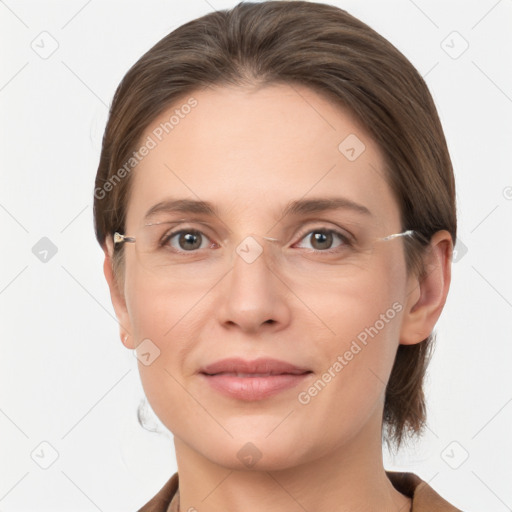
[137,471,463,512]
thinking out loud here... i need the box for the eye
[161,229,215,252]
[294,228,352,252]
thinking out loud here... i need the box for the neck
[173,410,411,512]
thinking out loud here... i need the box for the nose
[216,234,291,334]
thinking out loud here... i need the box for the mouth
[199,358,313,400]
[204,371,307,377]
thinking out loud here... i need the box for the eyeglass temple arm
[378,229,416,242]
[113,232,135,244]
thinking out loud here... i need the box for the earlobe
[102,237,135,349]
[399,230,453,346]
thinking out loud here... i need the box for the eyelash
[158,225,354,255]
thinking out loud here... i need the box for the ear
[399,230,453,345]
[103,235,136,349]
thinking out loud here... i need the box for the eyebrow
[144,196,372,221]
[144,198,220,220]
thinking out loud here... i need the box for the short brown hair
[93,1,456,450]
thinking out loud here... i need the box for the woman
[94,2,461,510]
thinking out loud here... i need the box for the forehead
[125,83,400,230]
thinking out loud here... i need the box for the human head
[93,1,456,452]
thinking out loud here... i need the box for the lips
[200,357,310,375]
[199,357,312,400]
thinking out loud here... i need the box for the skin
[103,83,452,512]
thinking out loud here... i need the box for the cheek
[123,264,214,431]
[123,256,211,343]
[290,253,405,342]
[294,260,406,414]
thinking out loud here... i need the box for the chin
[194,431,312,472]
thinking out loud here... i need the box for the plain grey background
[1,0,511,510]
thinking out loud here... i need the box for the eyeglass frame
[112,228,423,247]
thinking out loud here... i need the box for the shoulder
[136,472,179,512]
[386,470,463,511]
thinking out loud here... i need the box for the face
[113,83,420,470]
